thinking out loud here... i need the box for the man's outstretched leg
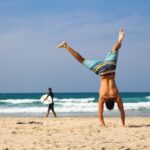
[57,41,85,63]
[112,29,125,52]
[52,109,57,117]
[46,107,50,117]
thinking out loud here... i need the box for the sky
[0,0,150,93]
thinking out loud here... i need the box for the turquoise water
[0,92,150,117]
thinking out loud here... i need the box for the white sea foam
[0,107,46,113]
[54,98,95,103]
[0,99,39,104]
[0,97,95,104]
[123,102,150,110]
[0,106,97,113]
[0,102,150,114]
[0,97,150,114]
[145,96,150,99]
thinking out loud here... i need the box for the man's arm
[116,96,125,127]
[43,92,50,102]
[98,98,106,127]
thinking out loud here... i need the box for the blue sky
[0,0,150,93]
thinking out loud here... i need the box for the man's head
[48,88,52,92]
[105,98,115,110]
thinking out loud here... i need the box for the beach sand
[0,117,150,150]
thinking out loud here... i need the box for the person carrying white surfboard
[44,88,57,118]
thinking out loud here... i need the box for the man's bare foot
[57,41,68,48]
[118,29,125,42]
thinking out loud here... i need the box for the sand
[0,116,150,150]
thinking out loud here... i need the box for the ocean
[0,92,150,117]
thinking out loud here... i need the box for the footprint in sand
[11,131,17,135]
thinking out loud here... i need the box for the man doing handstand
[57,29,125,127]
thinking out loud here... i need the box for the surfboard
[40,94,52,104]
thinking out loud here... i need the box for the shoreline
[0,116,150,150]
[0,109,150,117]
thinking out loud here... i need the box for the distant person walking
[44,88,57,118]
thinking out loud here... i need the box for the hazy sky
[0,0,150,93]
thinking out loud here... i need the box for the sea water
[0,92,150,117]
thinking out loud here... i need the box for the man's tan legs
[112,29,125,52]
[57,41,85,64]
